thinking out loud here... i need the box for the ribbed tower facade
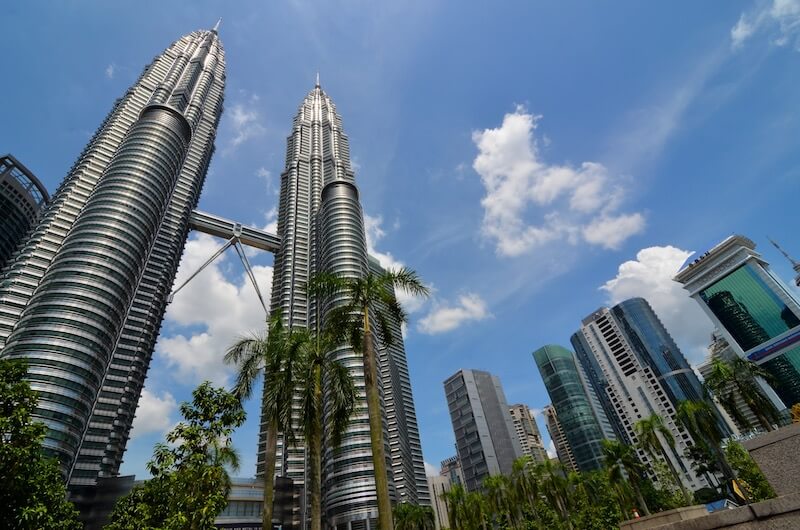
[266,82,428,528]
[0,28,225,486]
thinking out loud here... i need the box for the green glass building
[533,345,610,472]
[675,235,800,408]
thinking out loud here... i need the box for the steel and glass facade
[444,369,522,492]
[675,235,800,407]
[0,154,49,270]
[0,28,225,486]
[533,345,608,472]
[265,82,428,528]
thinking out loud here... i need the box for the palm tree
[441,484,466,529]
[224,313,301,530]
[602,439,650,516]
[635,413,692,505]
[704,357,781,431]
[484,474,518,527]
[510,456,540,520]
[677,400,745,500]
[308,267,430,530]
[393,503,435,530]
[537,458,572,527]
[294,327,356,530]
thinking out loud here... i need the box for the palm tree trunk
[631,480,650,516]
[309,366,323,530]
[263,420,279,530]
[660,447,691,505]
[363,308,394,530]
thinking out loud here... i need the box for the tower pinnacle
[769,237,800,287]
[213,18,222,32]
[315,71,320,88]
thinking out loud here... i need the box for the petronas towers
[0,25,428,528]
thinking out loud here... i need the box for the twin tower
[0,27,428,527]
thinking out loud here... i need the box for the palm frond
[306,271,352,299]
[375,311,395,349]
[382,267,430,297]
[326,359,356,448]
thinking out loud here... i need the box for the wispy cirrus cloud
[472,107,645,257]
[731,0,800,50]
[223,93,266,153]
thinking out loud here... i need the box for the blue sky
[2,1,800,479]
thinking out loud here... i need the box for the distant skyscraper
[0,28,225,487]
[443,369,522,491]
[508,404,548,463]
[574,305,708,491]
[674,235,800,407]
[533,345,610,472]
[440,455,464,487]
[265,80,428,527]
[543,405,577,472]
[697,331,757,433]
[0,154,49,269]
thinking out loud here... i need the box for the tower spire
[769,237,800,286]
[315,71,320,88]
[213,18,222,32]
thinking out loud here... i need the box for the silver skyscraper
[265,81,428,527]
[0,27,225,487]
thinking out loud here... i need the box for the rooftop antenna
[769,237,800,287]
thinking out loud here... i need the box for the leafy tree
[602,439,650,516]
[724,441,775,502]
[106,382,245,530]
[293,327,356,530]
[704,357,782,431]
[635,413,692,505]
[224,313,300,529]
[0,358,81,530]
[677,399,735,488]
[308,267,429,530]
[393,503,435,530]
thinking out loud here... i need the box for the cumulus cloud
[731,0,800,49]
[472,107,644,257]
[157,234,273,386]
[418,293,491,334]
[600,245,714,365]
[424,461,439,476]
[130,389,177,440]
[105,63,115,79]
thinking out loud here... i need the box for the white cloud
[105,63,115,79]
[129,389,177,440]
[547,440,557,459]
[472,107,644,257]
[418,293,490,335]
[600,246,714,365]
[731,0,800,50]
[157,234,273,386]
[224,94,266,152]
[424,460,439,476]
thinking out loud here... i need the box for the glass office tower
[0,28,225,486]
[675,235,800,407]
[533,345,609,472]
[0,154,49,270]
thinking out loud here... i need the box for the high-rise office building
[574,305,708,491]
[443,369,522,491]
[440,455,464,487]
[533,345,610,472]
[264,80,428,527]
[543,405,577,472]
[508,404,548,463]
[697,331,756,433]
[0,154,49,270]
[427,475,450,530]
[0,28,225,486]
[674,235,800,407]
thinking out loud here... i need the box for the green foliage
[393,503,435,530]
[0,358,81,530]
[724,441,776,502]
[106,382,245,530]
[704,357,783,431]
